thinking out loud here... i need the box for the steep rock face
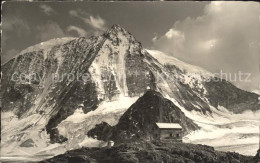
[204,78,260,113]
[88,90,199,143]
[165,65,212,114]
[1,36,105,143]
[1,25,157,146]
[142,52,213,114]
[44,25,157,142]
[147,50,260,114]
[89,24,156,100]
[1,37,102,115]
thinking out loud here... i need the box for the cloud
[165,29,185,39]
[69,10,106,31]
[152,33,158,43]
[87,15,106,30]
[2,16,31,63]
[67,25,87,37]
[153,2,260,91]
[35,22,65,41]
[2,18,65,63]
[2,49,19,64]
[40,4,56,16]
[153,28,186,57]
[3,17,30,35]
[69,10,78,17]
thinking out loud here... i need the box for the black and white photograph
[1,1,260,162]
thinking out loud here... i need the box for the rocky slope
[204,78,260,113]
[88,90,199,143]
[1,25,156,147]
[1,36,104,144]
[41,140,255,163]
[147,50,260,114]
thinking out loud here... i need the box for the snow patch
[20,37,75,55]
[165,97,260,156]
[59,96,138,124]
[56,96,138,150]
[146,49,213,77]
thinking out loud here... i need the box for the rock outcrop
[88,90,199,143]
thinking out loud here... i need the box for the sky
[1,1,260,93]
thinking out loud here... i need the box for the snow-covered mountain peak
[111,24,125,31]
[108,24,128,34]
[146,49,213,77]
[4,37,77,65]
[20,37,76,56]
[103,24,137,46]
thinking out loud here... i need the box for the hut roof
[156,123,182,129]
